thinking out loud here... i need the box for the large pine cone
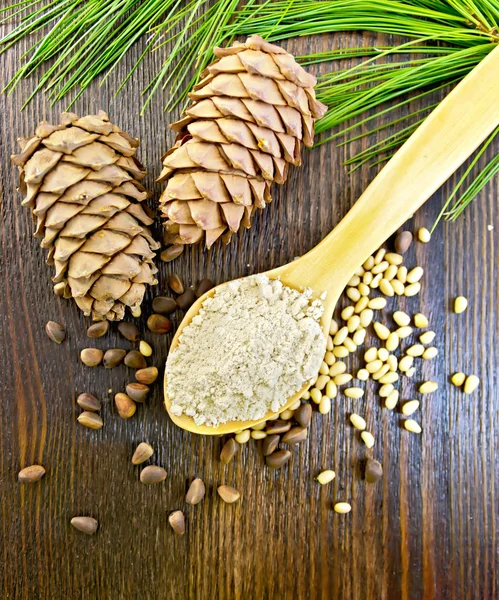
[158,35,327,250]
[12,111,159,321]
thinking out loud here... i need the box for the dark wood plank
[0,17,497,600]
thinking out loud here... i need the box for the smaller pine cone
[158,35,327,250]
[12,111,159,321]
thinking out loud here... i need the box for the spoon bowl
[164,45,499,435]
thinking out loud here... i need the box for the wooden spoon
[164,45,499,435]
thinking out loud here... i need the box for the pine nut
[398,355,414,372]
[368,297,387,310]
[324,351,336,366]
[407,344,425,357]
[334,502,352,514]
[326,381,338,399]
[358,282,370,297]
[397,266,408,283]
[348,275,360,287]
[315,375,330,391]
[344,337,357,352]
[406,367,416,377]
[334,373,353,386]
[384,389,399,409]
[397,326,413,339]
[361,431,375,449]
[355,296,369,313]
[347,287,361,302]
[235,430,250,444]
[363,256,375,270]
[373,248,386,264]
[391,279,405,296]
[374,322,390,340]
[329,362,347,376]
[317,470,336,485]
[366,359,383,374]
[422,347,438,360]
[345,387,364,399]
[252,421,267,431]
[419,331,436,344]
[251,431,267,440]
[333,346,349,358]
[334,327,348,346]
[417,227,431,243]
[372,364,390,380]
[326,336,334,351]
[319,361,329,375]
[362,272,373,286]
[319,396,331,414]
[353,328,366,346]
[379,383,394,397]
[451,372,466,387]
[341,306,354,320]
[379,371,399,384]
[393,311,410,327]
[357,369,369,381]
[404,419,422,433]
[360,308,374,327]
[139,341,153,357]
[310,388,322,404]
[385,332,399,351]
[407,267,424,284]
[384,264,398,281]
[364,347,378,363]
[349,413,366,429]
[347,315,360,332]
[386,355,398,371]
[419,381,438,394]
[329,319,339,335]
[413,313,428,328]
[379,279,394,297]
[402,400,419,416]
[385,252,403,265]
[370,273,382,288]
[280,409,295,420]
[377,348,389,361]
[464,375,480,394]
[371,260,389,275]
[454,296,468,314]
[404,282,421,297]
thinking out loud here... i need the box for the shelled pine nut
[315,375,330,391]
[360,309,374,327]
[363,256,375,270]
[374,322,390,340]
[413,313,428,328]
[353,329,366,346]
[361,431,375,448]
[407,267,424,283]
[333,327,348,346]
[370,273,382,288]
[329,320,339,335]
[366,360,383,374]
[402,400,420,416]
[419,381,438,394]
[418,227,431,243]
[329,362,347,377]
[347,287,361,302]
[396,326,413,339]
[326,381,338,399]
[368,297,386,310]
[385,252,403,265]
[377,348,389,361]
[384,264,398,281]
[319,396,331,414]
[357,369,369,381]
[348,275,360,287]
[379,371,398,384]
[379,279,394,297]
[333,346,349,358]
[454,296,468,314]
[372,364,390,380]
[422,347,438,360]
[419,331,436,344]
[373,248,386,264]
[463,375,480,394]
[364,347,378,363]
[393,311,411,326]
[345,387,364,399]
[406,344,425,357]
[379,384,394,397]
[372,261,388,275]
[451,372,466,387]
[355,296,369,313]
[385,332,399,351]
[341,306,355,320]
[391,279,405,296]
[343,337,357,353]
[397,266,407,283]
[384,389,399,410]
[349,414,366,430]
[398,355,414,372]
[362,272,373,286]
[404,419,422,433]
[334,373,353,386]
[404,282,421,297]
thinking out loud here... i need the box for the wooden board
[0,24,497,600]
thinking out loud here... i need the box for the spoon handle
[280,44,499,298]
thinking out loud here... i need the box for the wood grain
[0,19,497,600]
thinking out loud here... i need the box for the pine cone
[158,35,327,250]
[12,111,159,321]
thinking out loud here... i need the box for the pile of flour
[166,274,326,427]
